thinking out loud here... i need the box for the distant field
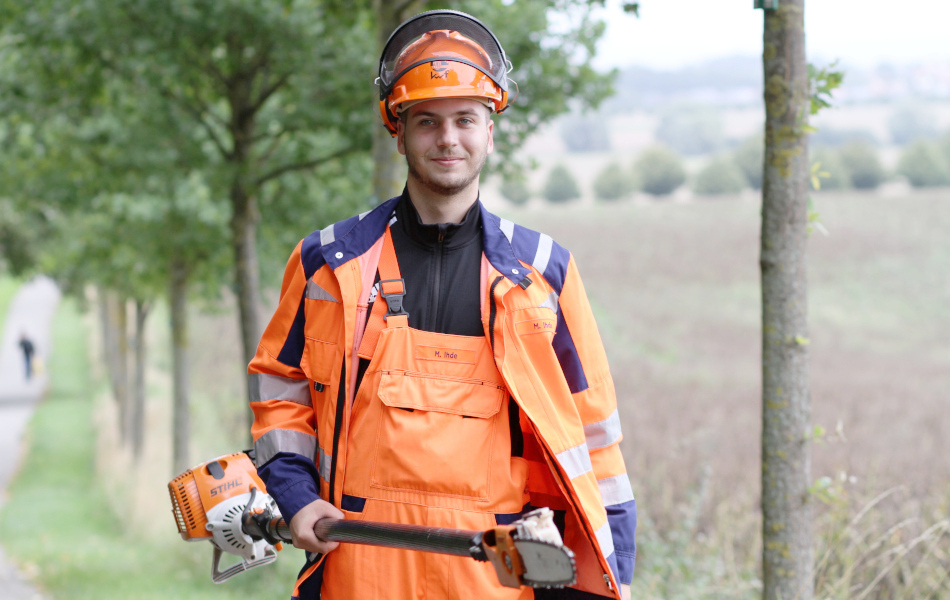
[505,187,950,529]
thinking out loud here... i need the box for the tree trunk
[109,293,130,444]
[98,289,118,398]
[230,182,262,380]
[131,299,149,460]
[170,258,192,477]
[227,69,263,440]
[371,0,420,203]
[760,2,814,599]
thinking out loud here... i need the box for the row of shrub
[502,133,950,204]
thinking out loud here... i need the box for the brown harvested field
[503,188,950,528]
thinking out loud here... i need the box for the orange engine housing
[168,452,268,541]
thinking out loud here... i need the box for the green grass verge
[0,298,303,599]
[0,275,22,335]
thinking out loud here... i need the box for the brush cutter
[168,452,576,589]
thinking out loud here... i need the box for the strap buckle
[379,278,409,320]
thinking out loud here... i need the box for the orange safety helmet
[377,10,514,136]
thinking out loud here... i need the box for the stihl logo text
[209,477,243,497]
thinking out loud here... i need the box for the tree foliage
[692,155,747,196]
[634,145,686,196]
[593,163,636,201]
[542,164,581,203]
[499,172,532,206]
[896,140,950,188]
[941,131,950,167]
[809,147,850,191]
[837,142,885,190]
[733,133,765,191]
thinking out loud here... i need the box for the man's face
[396,98,494,197]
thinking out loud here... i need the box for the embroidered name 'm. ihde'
[415,345,476,363]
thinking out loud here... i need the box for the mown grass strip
[0,275,22,335]
[0,298,301,599]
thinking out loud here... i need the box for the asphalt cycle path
[0,276,60,600]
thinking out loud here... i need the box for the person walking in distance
[18,332,35,380]
[248,10,636,600]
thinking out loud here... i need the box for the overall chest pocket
[371,370,506,500]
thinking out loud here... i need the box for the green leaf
[622,2,640,16]
[809,60,845,116]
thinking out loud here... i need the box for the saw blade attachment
[481,507,577,588]
[512,508,576,588]
[513,538,577,588]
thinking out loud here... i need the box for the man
[18,332,35,380]
[248,10,636,600]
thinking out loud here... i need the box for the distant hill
[601,56,950,113]
[604,56,762,112]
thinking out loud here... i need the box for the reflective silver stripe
[594,520,615,559]
[584,409,622,450]
[320,223,335,246]
[318,447,332,482]
[499,218,515,243]
[248,374,312,406]
[533,233,553,275]
[305,280,340,303]
[598,474,635,507]
[358,211,369,220]
[539,291,559,314]
[253,429,317,467]
[556,442,593,479]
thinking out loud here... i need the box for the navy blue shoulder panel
[552,311,589,393]
[299,196,400,280]
[300,230,327,281]
[322,197,400,272]
[275,289,307,369]
[480,205,572,293]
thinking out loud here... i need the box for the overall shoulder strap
[357,225,408,359]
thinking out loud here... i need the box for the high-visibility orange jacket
[249,196,637,599]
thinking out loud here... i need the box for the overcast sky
[591,0,950,71]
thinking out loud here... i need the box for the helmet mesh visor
[379,11,508,95]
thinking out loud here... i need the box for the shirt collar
[396,188,482,249]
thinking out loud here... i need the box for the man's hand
[621,583,631,600]
[289,498,345,554]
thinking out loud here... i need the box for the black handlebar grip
[314,518,481,558]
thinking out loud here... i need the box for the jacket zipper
[327,357,346,507]
[488,275,504,354]
[429,230,445,330]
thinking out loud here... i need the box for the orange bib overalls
[320,225,531,600]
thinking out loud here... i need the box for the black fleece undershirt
[390,190,485,335]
